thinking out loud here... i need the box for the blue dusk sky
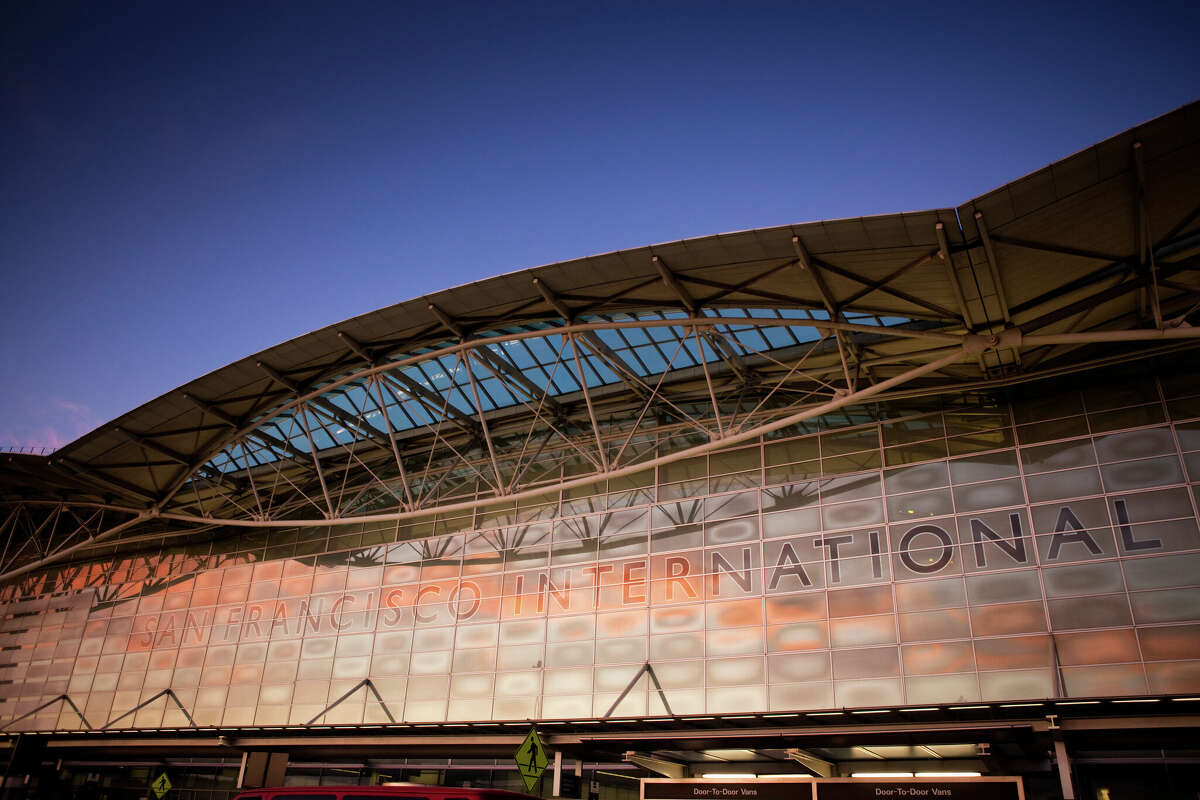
[2,1,1198,450]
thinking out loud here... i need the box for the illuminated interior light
[701,774,757,780]
[915,772,982,778]
[852,772,914,778]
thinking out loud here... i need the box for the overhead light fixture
[915,772,982,778]
[852,772,914,778]
[701,774,757,780]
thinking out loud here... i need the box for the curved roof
[2,100,1199,580]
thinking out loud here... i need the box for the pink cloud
[0,397,103,454]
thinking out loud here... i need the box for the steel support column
[1054,738,1075,800]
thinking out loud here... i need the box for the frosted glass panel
[595,636,648,664]
[833,646,898,679]
[905,673,979,704]
[830,615,895,647]
[495,671,541,696]
[768,652,831,683]
[7,384,1200,735]
[450,673,494,699]
[769,681,834,710]
[650,632,704,660]
[543,694,592,718]
[706,657,765,686]
[546,641,595,667]
[706,626,764,656]
[544,668,592,694]
[706,685,767,713]
[834,678,901,708]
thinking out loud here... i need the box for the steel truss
[4,321,1197,583]
[2,123,1199,582]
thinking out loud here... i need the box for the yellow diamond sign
[514,726,548,791]
[151,772,172,799]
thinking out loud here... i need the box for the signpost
[515,727,549,792]
[150,772,172,799]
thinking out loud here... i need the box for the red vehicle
[232,787,542,800]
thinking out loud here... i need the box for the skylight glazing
[202,307,912,478]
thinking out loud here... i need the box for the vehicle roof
[237,786,539,797]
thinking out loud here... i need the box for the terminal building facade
[2,102,1199,799]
